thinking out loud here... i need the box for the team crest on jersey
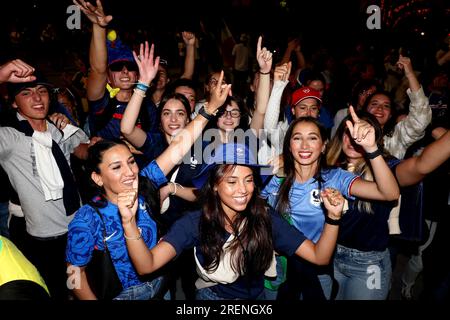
[310,189,321,206]
[190,155,198,169]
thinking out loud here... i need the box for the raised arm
[74,0,112,101]
[384,56,431,159]
[0,59,35,84]
[155,71,231,176]
[395,129,450,187]
[295,188,343,265]
[249,36,273,131]
[263,62,291,154]
[346,106,400,201]
[117,179,177,275]
[280,38,304,70]
[120,42,159,147]
[397,55,420,92]
[179,31,196,80]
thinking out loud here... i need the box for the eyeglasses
[218,109,241,118]
[109,61,138,72]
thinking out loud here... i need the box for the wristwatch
[198,106,215,121]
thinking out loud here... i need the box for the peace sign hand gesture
[345,105,378,153]
[73,0,113,27]
[132,41,160,86]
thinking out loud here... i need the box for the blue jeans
[114,276,170,300]
[264,255,286,300]
[0,202,9,238]
[334,244,391,300]
[265,255,332,300]
[317,274,332,300]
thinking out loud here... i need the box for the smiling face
[215,165,254,219]
[366,93,392,127]
[160,98,189,137]
[91,144,139,204]
[289,121,326,169]
[216,100,241,132]
[13,85,50,121]
[108,65,137,90]
[292,98,320,119]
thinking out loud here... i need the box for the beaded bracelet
[136,82,150,92]
[124,227,142,240]
[198,106,215,121]
[133,88,146,98]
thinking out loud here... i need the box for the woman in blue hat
[117,140,346,300]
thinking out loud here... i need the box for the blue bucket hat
[192,143,271,189]
[107,33,136,67]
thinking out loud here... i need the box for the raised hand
[206,70,232,114]
[321,188,344,220]
[182,31,196,46]
[256,36,273,74]
[287,38,301,52]
[117,178,139,224]
[0,59,36,84]
[345,105,377,152]
[273,62,292,82]
[396,54,414,77]
[73,0,112,27]
[132,41,160,86]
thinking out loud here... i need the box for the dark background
[0,0,449,75]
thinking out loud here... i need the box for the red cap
[292,87,322,106]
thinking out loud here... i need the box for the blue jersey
[162,209,306,299]
[66,160,167,290]
[66,197,157,289]
[261,168,358,243]
[88,92,158,140]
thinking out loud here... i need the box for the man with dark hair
[0,59,91,299]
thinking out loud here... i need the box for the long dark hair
[199,164,273,276]
[276,117,329,216]
[85,140,162,229]
[327,112,391,213]
[155,92,191,136]
[362,90,398,136]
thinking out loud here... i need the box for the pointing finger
[348,105,360,124]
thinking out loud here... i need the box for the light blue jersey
[262,168,358,242]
